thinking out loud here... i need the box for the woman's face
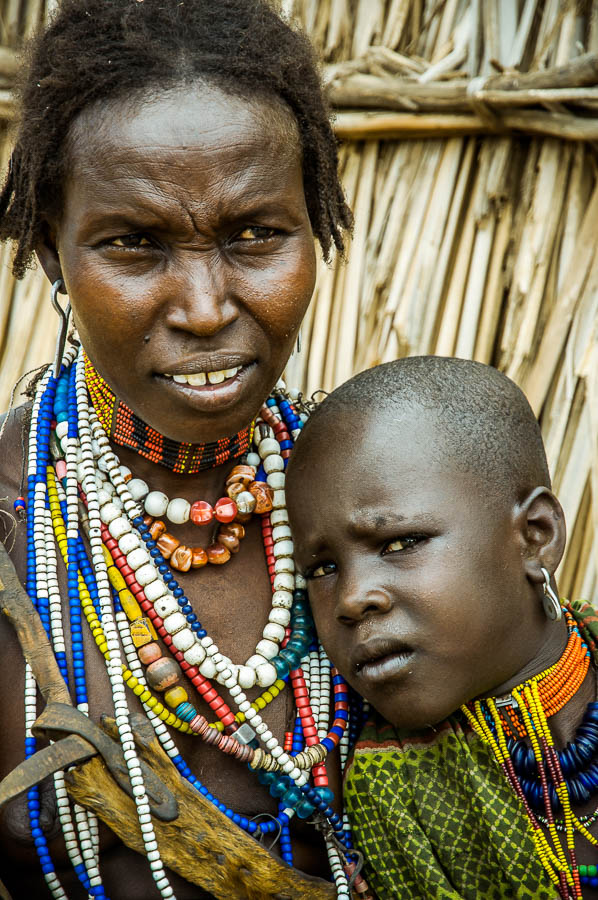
[40,82,317,442]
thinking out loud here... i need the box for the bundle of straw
[0,0,597,601]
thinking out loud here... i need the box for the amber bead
[249,481,274,514]
[190,500,213,526]
[146,657,181,692]
[225,464,255,486]
[235,511,252,524]
[170,545,193,572]
[191,547,208,568]
[138,641,162,665]
[157,533,180,559]
[220,522,245,540]
[226,482,245,501]
[131,617,158,648]
[149,519,167,540]
[143,514,153,528]
[206,543,231,565]
[218,531,240,553]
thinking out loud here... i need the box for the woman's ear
[35,221,65,289]
[516,486,566,586]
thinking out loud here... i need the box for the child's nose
[335,588,393,624]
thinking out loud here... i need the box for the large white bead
[266,471,285,489]
[273,572,295,592]
[144,491,169,517]
[263,622,285,642]
[128,478,149,501]
[270,509,289,526]
[272,590,293,609]
[144,579,168,602]
[183,644,206,666]
[246,452,260,468]
[99,502,121,524]
[135,564,158,586]
[295,573,307,590]
[166,498,190,525]
[171,630,195,652]
[199,657,217,678]
[272,525,292,542]
[108,517,132,538]
[263,455,284,474]
[255,662,277,687]
[153,596,179,618]
[272,490,286,510]
[237,665,257,689]
[273,540,294,559]
[274,557,294,574]
[55,421,69,440]
[163,612,187,635]
[258,438,280,459]
[127,548,150,571]
[119,533,141,554]
[255,639,279,660]
[269,607,291,627]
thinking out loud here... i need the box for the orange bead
[138,641,162,665]
[157,533,180,559]
[149,519,167,540]
[191,547,208,568]
[218,531,240,553]
[190,500,213,526]
[171,545,193,572]
[207,543,231,565]
[248,481,273,514]
[220,522,245,540]
[225,465,255,486]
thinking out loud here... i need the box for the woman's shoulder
[0,402,30,509]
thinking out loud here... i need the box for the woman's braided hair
[0,0,352,278]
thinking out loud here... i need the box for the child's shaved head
[293,356,550,502]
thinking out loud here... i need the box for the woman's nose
[335,587,393,625]
[164,252,239,336]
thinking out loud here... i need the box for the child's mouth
[353,639,415,683]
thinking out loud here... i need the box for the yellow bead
[133,684,145,697]
[164,686,188,708]
[130,617,158,647]
[119,589,142,621]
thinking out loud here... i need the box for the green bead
[579,865,588,877]
[589,865,598,877]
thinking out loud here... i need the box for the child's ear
[515,486,566,586]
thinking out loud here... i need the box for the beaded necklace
[22,346,370,900]
[462,609,596,900]
[85,355,253,474]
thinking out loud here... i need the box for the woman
[0,1,362,897]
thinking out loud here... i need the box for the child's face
[288,408,546,729]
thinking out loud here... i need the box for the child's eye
[307,562,337,579]
[382,535,423,555]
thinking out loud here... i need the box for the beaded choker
[462,608,595,899]
[84,354,253,474]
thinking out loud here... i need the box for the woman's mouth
[156,362,257,411]
[163,365,242,386]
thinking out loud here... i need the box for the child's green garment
[344,601,598,900]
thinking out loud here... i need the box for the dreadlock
[0,0,352,278]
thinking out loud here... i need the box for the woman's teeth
[163,366,241,386]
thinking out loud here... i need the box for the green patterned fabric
[344,601,598,900]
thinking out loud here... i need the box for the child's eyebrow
[347,509,437,537]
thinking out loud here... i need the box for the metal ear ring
[540,567,562,621]
[50,278,71,378]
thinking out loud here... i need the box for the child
[286,356,598,900]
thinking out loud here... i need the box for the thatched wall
[1,0,598,603]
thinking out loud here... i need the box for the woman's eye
[107,234,152,248]
[383,536,422,555]
[236,226,276,241]
[309,562,337,579]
